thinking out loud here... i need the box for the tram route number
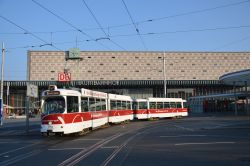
[58,72,71,82]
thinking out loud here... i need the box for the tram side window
[170,102,176,108]
[164,102,170,108]
[149,102,157,109]
[67,96,79,113]
[122,101,126,110]
[117,100,122,110]
[110,100,117,110]
[101,99,106,110]
[157,102,164,109]
[183,102,187,108]
[139,102,147,109]
[81,97,89,112]
[96,98,102,111]
[89,98,96,112]
[176,102,182,108]
[127,101,132,110]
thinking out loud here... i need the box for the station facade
[2,51,250,115]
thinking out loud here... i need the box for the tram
[40,85,187,135]
[133,98,188,119]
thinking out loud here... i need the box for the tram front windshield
[42,96,65,115]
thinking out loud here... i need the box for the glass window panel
[81,97,89,112]
[117,101,122,110]
[176,102,182,108]
[149,102,157,109]
[122,101,127,109]
[89,98,96,112]
[164,102,170,108]
[67,96,79,113]
[157,102,164,109]
[139,102,147,109]
[170,102,176,108]
[110,100,117,110]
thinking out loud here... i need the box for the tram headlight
[49,121,52,125]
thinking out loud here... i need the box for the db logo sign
[58,72,71,82]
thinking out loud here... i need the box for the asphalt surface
[0,114,250,166]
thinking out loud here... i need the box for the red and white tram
[40,86,133,135]
[133,98,188,119]
[40,86,188,135]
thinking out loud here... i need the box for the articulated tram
[40,85,188,135]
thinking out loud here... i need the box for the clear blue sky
[1,0,250,80]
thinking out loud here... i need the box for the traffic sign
[27,84,38,98]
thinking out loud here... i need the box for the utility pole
[1,42,4,100]
[0,42,5,126]
[163,52,167,98]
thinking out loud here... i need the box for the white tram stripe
[48,148,85,151]
[175,142,235,146]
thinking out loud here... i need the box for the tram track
[0,136,77,166]
[57,120,175,166]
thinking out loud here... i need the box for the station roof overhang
[189,92,249,100]
[3,80,222,87]
[219,69,250,86]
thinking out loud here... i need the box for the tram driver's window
[67,96,79,113]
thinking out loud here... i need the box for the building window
[124,78,127,80]
[147,77,151,80]
[181,70,185,72]
[88,71,91,73]
[112,57,115,59]
[112,70,116,72]
[147,63,150,66]
[159,70,162,72]
[192,64,195,66]
[88,56,91,59]
[51,70,55,73]
[51,78,54,80]
[158,57,162,59]
[170,63,173,66]
[100,63,103,65]
[135,70,139,72]
[203,70,207,72]
[135,56,139,59]
[124,63,127,65]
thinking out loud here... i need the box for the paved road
[0,115,250,166]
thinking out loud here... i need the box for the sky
[0,0,250,80]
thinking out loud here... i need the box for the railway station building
[2,50,250,115]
